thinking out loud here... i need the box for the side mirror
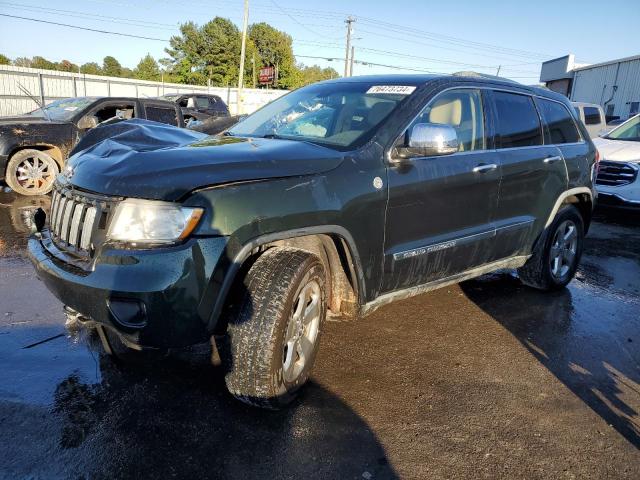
[393,123,459,161]
[77,115,99,130]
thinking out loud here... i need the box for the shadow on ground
[1,328,398,479]
[461,273,640,448]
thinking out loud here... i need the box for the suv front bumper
[28,231,229,349]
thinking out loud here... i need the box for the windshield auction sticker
[366,85,416,95]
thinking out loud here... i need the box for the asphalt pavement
[0,189,638,479]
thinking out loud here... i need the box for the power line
[0,13,171,41]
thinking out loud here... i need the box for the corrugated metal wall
[571,57,640,118]
[0,65,288,116]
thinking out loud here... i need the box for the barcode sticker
[366,85,416,95]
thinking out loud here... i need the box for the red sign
[259,66,275,84]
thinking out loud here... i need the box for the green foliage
[134,54,160,81]
[248,22,296,88]
[295,64,339,87]
[165,18,243,86]
[80,62,101,75]
[31,56,57,70]
[56,60,79,72]
[5,19,339,90]
[102,56,123,77]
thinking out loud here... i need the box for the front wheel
[222,247,327,409]
[5,149,59,196]
[518,205,584,291]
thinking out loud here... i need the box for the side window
[145,106,179,126]
[196,97,210,109]
[537,98,581,144]
[583,107,602,125]
[409,89,486,152]
[493,91,542,148]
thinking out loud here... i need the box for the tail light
[595,149,601,173]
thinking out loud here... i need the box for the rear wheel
[5,149,59,196]
[518,205,584,291]
[222,247,327,409]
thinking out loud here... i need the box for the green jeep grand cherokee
[29,75,597,408]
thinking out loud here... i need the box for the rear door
[490,90,567,259]
[382,87,502,293]
[537,97,591,190]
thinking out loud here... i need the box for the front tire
[518,205,584,291]
[5,149,59,196]
[222,247,327,409]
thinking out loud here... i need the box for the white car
[572,102,606,138]
[593,114,640,210]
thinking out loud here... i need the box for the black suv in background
[29,75,597,408]
[0,97,183,195]
[159,93,230,124]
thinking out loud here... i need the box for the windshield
[25,97,95,121]
[605,115,640,141]
[228,82,416,149]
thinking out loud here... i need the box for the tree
[56,59,79,72]
[102,56,123,77]
[30,56,57,70]
[296,64,339,87]
[80,62,101,75]
[134,54,160,81]
[248,23,296,88]
[0,54,10,65]
[165,18,243,86]
[12,57,32,67]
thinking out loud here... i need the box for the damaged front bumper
[28,230,229,349]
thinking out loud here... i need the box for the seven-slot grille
[596,160,638,187]
[49,189,99,252]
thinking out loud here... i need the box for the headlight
[107,199,203,245]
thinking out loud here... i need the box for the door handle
[543,155,563,164]
[472,163,498,173]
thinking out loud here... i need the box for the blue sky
[0,0,638,84]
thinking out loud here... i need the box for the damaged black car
[28,75,597,408]
[0,96,183,195]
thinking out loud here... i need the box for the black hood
[65,119,346,201]
[0,115,68,127]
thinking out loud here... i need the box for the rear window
[583,107,602,125]
[538,98,581,144]
[145,106,179,126]
[493,91,542,148]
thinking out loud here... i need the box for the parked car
[593,114,640,209]
[28,75,597,408]
[0,97,184,196]
[159,93,230,125]
[572,102,606,138]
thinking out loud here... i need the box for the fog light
[107,298,147,328]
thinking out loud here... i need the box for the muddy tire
[222,247,327,409]
[518,205,584,291]
[5,149,59,196]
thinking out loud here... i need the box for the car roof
[314,73,562,101]
[571,102,602,109]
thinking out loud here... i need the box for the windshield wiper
[262,133,285,139]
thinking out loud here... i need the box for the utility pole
[349,46,355,77]
[251,53,256,88]
[237,0,249,113]
[496,65,502,76]
[344,16,355,77]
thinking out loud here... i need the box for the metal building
[540,54,640,120]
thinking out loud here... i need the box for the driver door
[382,88,502,293]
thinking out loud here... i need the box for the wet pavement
[0,188,639,479]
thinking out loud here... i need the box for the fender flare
[206,225,365,332]
[544,187,594,228]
